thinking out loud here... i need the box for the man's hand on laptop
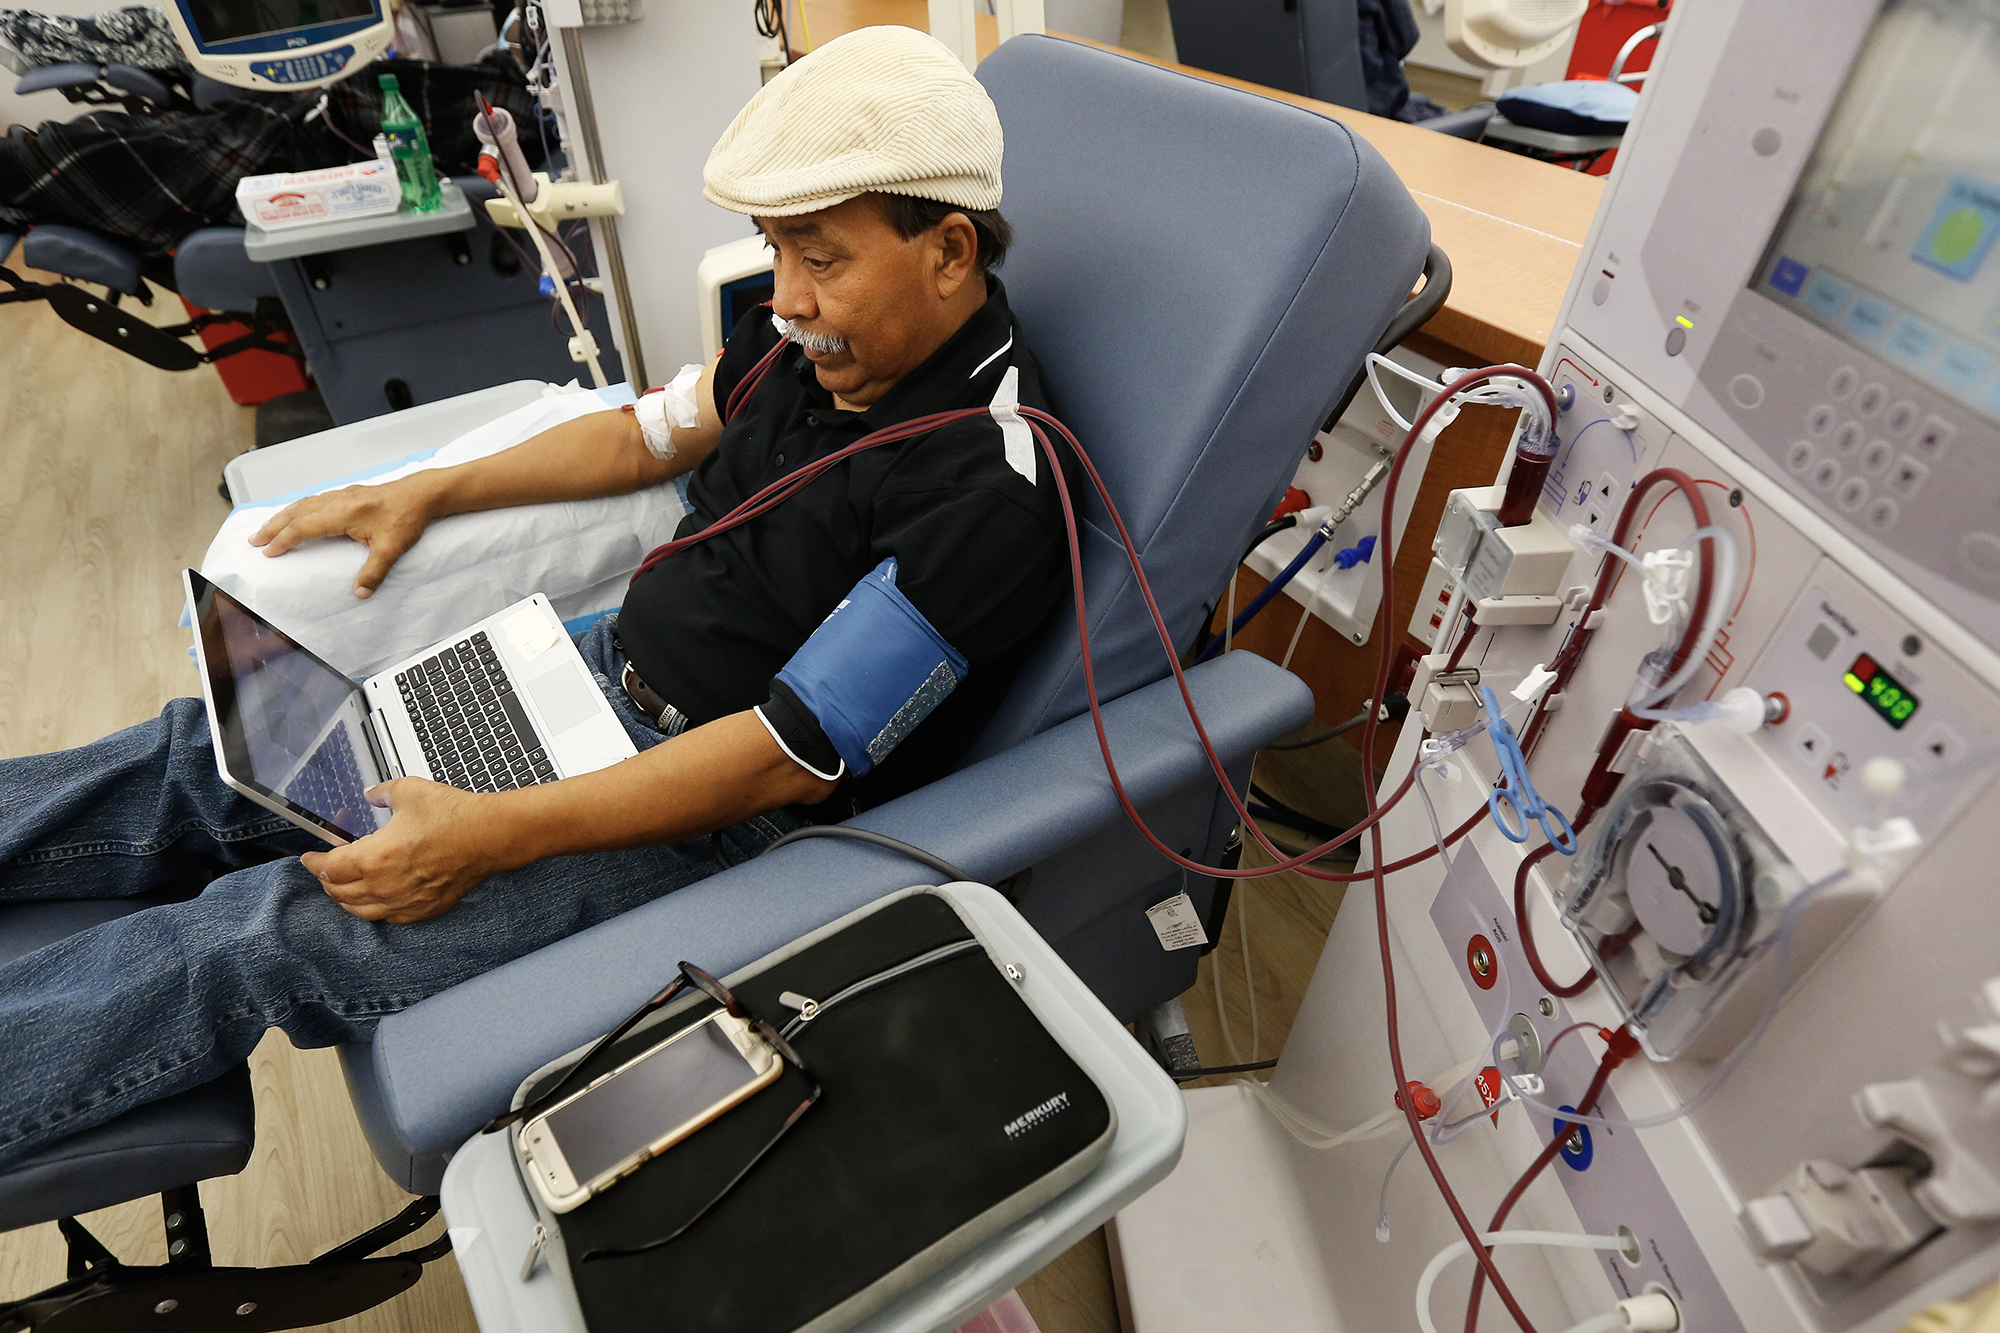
[299,776,503,923]
[249,477,437,601]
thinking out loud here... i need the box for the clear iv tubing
[1417,1232,1628,1333]
[1365,355,1555,450]
[1558,1316,1630,1333]
[1493,865,1851,1132]
[1577,524,1739,717]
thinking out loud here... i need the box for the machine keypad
[1812,458,1843,491]
[1828,365,1859,400]
[1833,421,1865,454]
[1860,439,1894,476]
[1807,404,1837,436]
[1914,416,1957,459]
[1886,456,1930,499]
[1884,400,1920,438]
[1836,477,1870,512]
[1864,496,1899,532]
[1785,440,1815,473]
[1856,382,1887,417]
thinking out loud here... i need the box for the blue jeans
[0,615,794,1170]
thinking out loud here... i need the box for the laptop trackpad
[525,663,600,738]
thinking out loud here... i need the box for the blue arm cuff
[773,559,970,778]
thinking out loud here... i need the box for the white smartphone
[517,1009,784,1213]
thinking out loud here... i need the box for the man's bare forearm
[477,711,837,872]
[414,360,724,519]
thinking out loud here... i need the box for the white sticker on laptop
[1145,892,1208,952]
[501,607,562,663]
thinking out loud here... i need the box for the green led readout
[1843,653,1920,729]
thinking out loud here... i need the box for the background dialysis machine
[1114,0,2000,1329]
[161,0,394,90]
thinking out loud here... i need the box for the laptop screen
[187,571,391,842]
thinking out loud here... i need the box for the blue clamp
[1480,686,1577,853]
[1332,535,1377,570]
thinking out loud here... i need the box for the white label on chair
[1145,893,1208,951]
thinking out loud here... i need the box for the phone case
[517,1010,782,1213]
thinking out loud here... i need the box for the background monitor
[162,0,394,90]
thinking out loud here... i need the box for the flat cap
[703,25,1003,218]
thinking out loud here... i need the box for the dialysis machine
[1113,0,2000,1329]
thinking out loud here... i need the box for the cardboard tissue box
[237,160,401,232]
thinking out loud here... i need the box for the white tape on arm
[634,363,705,461]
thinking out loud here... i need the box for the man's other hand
[303,779,502,923]
[248,476,436,599]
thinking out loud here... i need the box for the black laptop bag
[506,887,1117,1333]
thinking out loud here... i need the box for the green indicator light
[1841,653,1920,730]
[1675,316,1695,329]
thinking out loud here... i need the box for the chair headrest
[963,36,1430,760]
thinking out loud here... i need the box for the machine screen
[1750,0,2000,426]
[1844,651,1921,728]
[184,0,375,44]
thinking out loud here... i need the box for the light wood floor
[0,248,1354,1333]
[0,253,479,1332]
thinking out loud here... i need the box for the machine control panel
[1744,559,2000,839]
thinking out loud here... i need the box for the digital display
[191,574,388,840]
[1843,652,1921,729]
[185,0,376,46]
[1750,0,2000,426]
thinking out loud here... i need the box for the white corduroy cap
[703,25,1003,218]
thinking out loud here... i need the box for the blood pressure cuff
[758,559,970,781]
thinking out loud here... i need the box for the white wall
[552,0,763,387]
[1042,0,1122,43]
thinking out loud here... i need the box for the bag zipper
[776,938,984,1041]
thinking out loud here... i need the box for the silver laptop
[183,569,637,845]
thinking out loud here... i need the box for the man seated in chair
[0,26,1075,1169]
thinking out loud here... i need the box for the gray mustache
[775,317,849,356]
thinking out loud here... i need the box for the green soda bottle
[377,73,442,213]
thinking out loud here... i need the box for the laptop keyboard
[397,630,557,792]
[284,724,371,827]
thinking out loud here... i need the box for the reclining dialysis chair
[0,32,1431,1328]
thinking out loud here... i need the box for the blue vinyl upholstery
[177,226,282,313]
[337,34,1427,1193]
[343,651,1312,1187]
[0,896,256,1231]
[22,223,141,294]
[963,36,1430,759]
[1,33,1429,1207]
[12,62,99,95]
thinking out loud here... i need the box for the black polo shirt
[616,277,1074,815]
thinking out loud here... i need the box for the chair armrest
[101,63,171,102]
[346,651,1312,1171]
[174,227,277,313]
[20,223,141,294]
[14,62,99,95]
